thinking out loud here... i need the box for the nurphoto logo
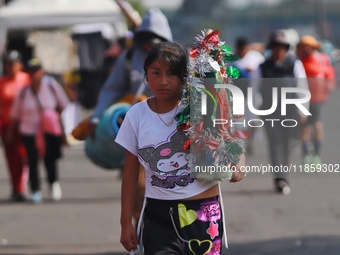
[200,82,311,128]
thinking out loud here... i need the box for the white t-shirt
[115,99,217,200]
[234,50,265,75]
[11,75,69,135]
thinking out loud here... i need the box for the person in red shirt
[296,35,336,165]
[0,50,30,201]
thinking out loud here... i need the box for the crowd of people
[0,7,337,254]
[234,30,336,195]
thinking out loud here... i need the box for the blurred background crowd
[0,1,339,253]
[1,1,339,129]
[1,0,339,197]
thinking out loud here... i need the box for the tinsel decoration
[176,29,245,181]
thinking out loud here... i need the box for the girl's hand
[120,222,139,252]
[120,151,140,252]
[230,153,246,182]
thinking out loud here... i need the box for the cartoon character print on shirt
[138,131,195,189]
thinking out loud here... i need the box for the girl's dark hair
[143,42,188,82]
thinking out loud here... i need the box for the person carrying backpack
[86,8,173,223]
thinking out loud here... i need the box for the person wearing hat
[296,35,336,166]
[252,30,309,195]
[0,50,31,202]
[88,8,173,134]
[8,58,69,203]
[82,8,173,223]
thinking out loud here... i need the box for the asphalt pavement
[0,87,340,255]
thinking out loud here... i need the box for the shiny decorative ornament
[223,52,238,63]
[226,66,240,79]
[208,58,221,72]
[176,28,246,182]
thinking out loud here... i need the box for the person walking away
[7,58,69,204]
[0,50,30,202]
[87,8,173,223]
[296,35,336,166]
[252,30,309,195]
[116,42,246,254]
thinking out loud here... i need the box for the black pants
[263,117,296,179]
[21,134,61,192]
[143,196,223,254]
[306,102,323,125]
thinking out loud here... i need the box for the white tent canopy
[0,0,127,29]
[0,0,128,59]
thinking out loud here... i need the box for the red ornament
[190,48,199,58]
[183,139,190,151]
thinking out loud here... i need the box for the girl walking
[116,41,245,254]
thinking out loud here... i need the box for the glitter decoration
[176,29,245,181]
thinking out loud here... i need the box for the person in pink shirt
[0,50,30,202]
[8,58,69,204]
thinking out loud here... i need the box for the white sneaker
[50,182,62,201]
[275,179,291,195]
